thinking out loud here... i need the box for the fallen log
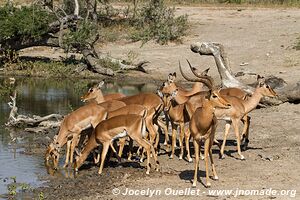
[6,91,63,129]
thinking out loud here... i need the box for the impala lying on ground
[190,90,231,187]
[75,114,160,175]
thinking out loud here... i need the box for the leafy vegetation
[0,3,55,41]
[3,61,80,78]
[131,0,188,44]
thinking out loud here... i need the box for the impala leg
[241,115,251,151]
[145,116,157,150]
[154,123,160,152]
[232,119,245,160]
[185,128,192,162]
[98,142,110,174]
[110,142,121,162]
[204,138,211,187]
[179,123,185,160]
[130,135,152,174]
[209,128,218,180]
[127,138,133,161]
[63,140,71,168]
[93,150,100,164]
[69,134,80,167]
[118,138,126,158]
[199,140,205,160]
[170,123,177,159]
[192,139,200,187]
[220,122,231,159]
[161,112,170,145]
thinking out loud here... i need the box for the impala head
[256,75,277,97]
[80,81,105,102]
[160,80,177,95]
[208,90,231,109]
[167,72,176,83]
[45,143,60,169]
[157,89,177,112]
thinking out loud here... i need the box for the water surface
[0,77,157,196]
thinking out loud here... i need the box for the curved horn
[179,61,213,90]
[185,59,214,90]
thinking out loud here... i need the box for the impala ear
[167,72,176,83]
[257,75,265,87]
[157,90,163,98]
[98,81,105,88]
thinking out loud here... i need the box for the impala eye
[212,95,217,98]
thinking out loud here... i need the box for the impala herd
[45,60,277,187]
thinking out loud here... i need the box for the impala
[81,81,126,103]
[93,104,148,163]
[182,64,277,159]
[46,100,127,169]
[190,90,231,187]
[45,103,107,169]
[75,114,160,175]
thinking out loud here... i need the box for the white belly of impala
[112,130,128,140]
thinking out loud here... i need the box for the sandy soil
[21,6,300,200]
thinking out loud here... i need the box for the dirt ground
[21,6,300,200]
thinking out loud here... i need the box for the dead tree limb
[6,91,63,128]
[190,42,300,105]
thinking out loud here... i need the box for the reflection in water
[0,77,157,195]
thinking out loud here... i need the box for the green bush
[63,20,98,51]
[0,4,55,41]
[131,0,188,44]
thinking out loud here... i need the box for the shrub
[0,4,55,41]
[131,0,188,44]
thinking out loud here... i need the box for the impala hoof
[212,175,219,180]
[146,171,150,175]
[206,182,211,188]
[188,158,193,163]
[169,155,174,159]
[192,183,197,188]
[220,154,225,159]
[240,155,245,160]
[200,156,205,160]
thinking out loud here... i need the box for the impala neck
[174,92,190,104]
[242,87,263,113]
[201,99,215,121]
[95,90,105,104]
[76,132,98,168]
